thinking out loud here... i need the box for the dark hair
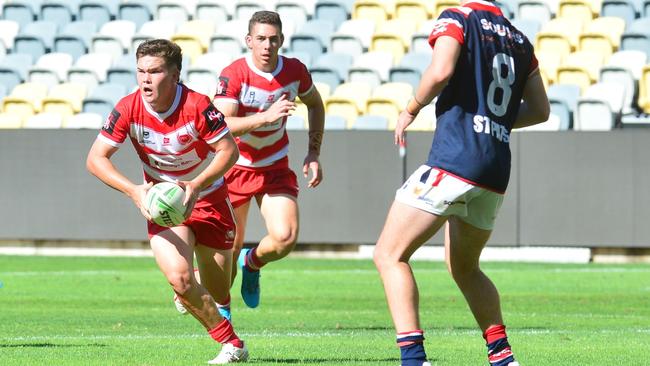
[136,39,183,72]
[248,10,282,34]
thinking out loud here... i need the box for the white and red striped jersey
[98,84,231,197]
[214,54,314,169]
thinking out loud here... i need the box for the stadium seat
[195,2,230,26]
[65,112,104,129]
[84,82,128,110]
[348,51,394,88]
[310,67,342,91]
[106,53,137,91]
[22,112,64,129]
[92,20,137,59]
[171,35,204,64]
[536,33,573,59]
[366,82,412,129]
[40,1,78,27]
[78,1,115,28]
[639,65,650,113]
[432,0,460,17]
[517,0,553,25]
[28,52,74,88]
[234,1,264,20]
[67,53,114,92]
[313,52,353,82]
[575,81,626,130]
[157,2,190,27]
[314,0,349,29]
[511,19,542,42]
[54,21,98,62]
[579,16,626,57]
[0,113,24,128]
[325,81,372,127]
[210,19,247,55]
[547,83,581,129]
[323,114,347,129]
[281,51,312,68]
[276,1,310,30]
[600,0,637,23]
[556,50,606,91]
[330,34,365,58]
[352,115,389,130]
[192,51,236,78]
[353,0,392,23]
[371,20,415,63]
[334,19,375,51]
[394,0,431,28]
[557,0,596,23]
[599,50,648,114]
[405,103,435,131]
[43,82,88,114]
[2,1,38,28]
[539,17,584,50]
[0,20,20,50]
[290,34,325,60]
[620,17,650,58]
[7,81,48,112]
[0,54,33,93]
[118,2,153,30]
[13,21,58,60]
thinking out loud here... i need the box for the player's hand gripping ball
[144,182,189,227]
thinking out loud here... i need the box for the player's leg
[196,245,234,321]
[238,193,298,308]
[445,216,517,366]
[230,200,251,284]
[374,200,446,366]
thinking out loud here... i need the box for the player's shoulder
[281,55,308,70]
[223,56,249,74]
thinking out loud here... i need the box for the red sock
[208,318,243,348]
[246,247,265,271]
[483,324,508,344]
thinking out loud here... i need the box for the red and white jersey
[98,84,231,198]
[214,54,314,169]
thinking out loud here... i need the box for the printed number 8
[487,53,515,117]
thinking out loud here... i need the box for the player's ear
[245,34,253,49]
[279,33,284,48]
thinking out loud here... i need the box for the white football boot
[208,343,249,364]
[173,294,189,315]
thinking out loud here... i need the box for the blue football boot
[238,248,260,308]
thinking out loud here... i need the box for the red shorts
[148,187,236,250]
[225,165,299,208]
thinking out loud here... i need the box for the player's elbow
[532,102,551,124]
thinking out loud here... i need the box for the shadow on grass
[0,343,107,348]
[251,357,400,364]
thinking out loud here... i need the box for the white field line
[2,328,650,343]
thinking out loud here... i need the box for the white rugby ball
[144,182,188,227]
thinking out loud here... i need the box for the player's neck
[148,86,178,113]
[252,55,278,73]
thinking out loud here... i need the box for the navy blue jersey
[425,0,538,193]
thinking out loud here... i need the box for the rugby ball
[144,182,188,227]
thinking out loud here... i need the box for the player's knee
[270,228,297,252]
[373,245,393,272]
[167,271,193,295]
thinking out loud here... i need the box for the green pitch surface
[0,255,649,365]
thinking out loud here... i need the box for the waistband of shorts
[429,166,506,195]
[233,156,289,172]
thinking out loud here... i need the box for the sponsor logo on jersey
[473,115,510,143]
[102,109,121,135]
[216,77,229,96]
[432,18,463,35]
[177,134,192,145]
[202,104,225,132]
[480,19,524,44]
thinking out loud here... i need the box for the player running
[373,1,550,365]
[86,39,248,364]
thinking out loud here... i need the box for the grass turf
[0,255,648,365]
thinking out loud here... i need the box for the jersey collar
[245,54,284,81]
[142,84,182,122]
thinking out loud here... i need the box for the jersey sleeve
[528,52,539,75]
[195,96,230,145]
[97,102,130,147]
[296,60,315,97]
[428,9,467,48]
[213,63,241,104]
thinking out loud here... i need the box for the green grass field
[0,255,648,365]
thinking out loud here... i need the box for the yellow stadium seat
[9,82,48,112]
[171,35,204,63]
[432,0,460,18]
[371,35,407,64]
[581,16,626,49]
[578,34,614,59]
[536,33,573,59]
[42,82,87,114]
[2,99,36,123]
[639,66,650,114]
[325,99,361,127]
[394,0,431,27]
[539,18,584,49]
[325,81,373,127]
[176,20,215,50]
[353,1,390,24]
[0,113,23,128]
[536,50,564,84]
[557,0,594,24]
[556,51,606,92]
[366,82,413,129]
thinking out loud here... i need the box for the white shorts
[395,165,504,230]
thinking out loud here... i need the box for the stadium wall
[1,129,648,248]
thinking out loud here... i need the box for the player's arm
[512,68,550,129]
[395,36,461,146]
[298,86,325,188]
[179,132,239,206]
[214,95,295,137]
[86,139,152,220]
